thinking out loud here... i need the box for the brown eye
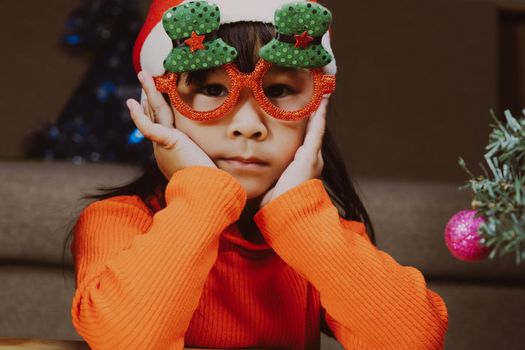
[264,84,295,98]
[200,84,228,97]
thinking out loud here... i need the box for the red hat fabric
[133,0,183,74]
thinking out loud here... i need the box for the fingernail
[137,72,144,82]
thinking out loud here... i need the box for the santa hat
[132,0,337,77]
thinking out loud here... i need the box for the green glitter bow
[162,1,238,73]
[259,1,333,68]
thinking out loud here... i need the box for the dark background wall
[327,0,498,182]
[1,0,523,182]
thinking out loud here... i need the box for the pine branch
[458,109,525,264]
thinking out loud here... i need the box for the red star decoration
[294,31,314,49]
[184,31,205,52]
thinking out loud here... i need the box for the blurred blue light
[64,34,81,45]
[96,81,117,102]
[128,128,144,144]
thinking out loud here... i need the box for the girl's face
[170,68,310,200]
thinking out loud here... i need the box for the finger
[303,98,328,155]
[139,98,156,151]
[141,98,154,122]
[317,148,324,175]
[305,96,329,134]
[127,98,178,149]
[304,97,328,138]
[138,71,173,128]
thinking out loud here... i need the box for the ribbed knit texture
[71,167,448,349]
[253,178,449,349]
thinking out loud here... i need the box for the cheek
[272,120,308,163]
[172,110,220,154]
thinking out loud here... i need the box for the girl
[69,0,449,349]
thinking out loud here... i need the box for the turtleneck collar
[222,222,272,251]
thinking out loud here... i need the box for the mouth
[218,158,269,171]
[220,155,269,164]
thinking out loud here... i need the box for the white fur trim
[190,0,294,24]
[322,31,336,75]
[140,0,337,76]
[140,22,172,76]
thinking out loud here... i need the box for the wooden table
[0,338,267,350]
[0,339,89,350]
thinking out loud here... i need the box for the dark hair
[62,21,376,321]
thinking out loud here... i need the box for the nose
[226,89,268,140]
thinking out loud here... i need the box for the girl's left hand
[259,97,329,210]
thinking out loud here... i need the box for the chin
[234,177,272,200]
[244,184,269,200]
[246,190,266,201]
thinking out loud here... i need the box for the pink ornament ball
[445,209,491,262]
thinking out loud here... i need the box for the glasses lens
[175,67,230,112]
[262,66,314,112]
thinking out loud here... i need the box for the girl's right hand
[126,71,217,181]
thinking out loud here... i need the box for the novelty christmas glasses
[153,0,336,122]
[154,59,335,121]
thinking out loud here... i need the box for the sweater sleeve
[253,179,448,350]
[71,166,246,350]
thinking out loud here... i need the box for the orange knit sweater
[71,166,448,350]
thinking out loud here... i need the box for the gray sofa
[1,160,524,349]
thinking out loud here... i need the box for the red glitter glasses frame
[153,59,336,122]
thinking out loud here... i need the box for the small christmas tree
[24,0,151,165]
[450,109,525,264]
